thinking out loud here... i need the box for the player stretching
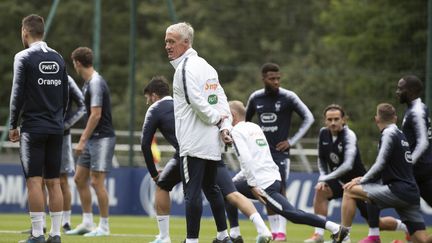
[227,100,348,243]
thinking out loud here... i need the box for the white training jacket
[231,121,281,189]
[170,48,232,161]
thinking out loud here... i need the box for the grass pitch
[0,213,411,243]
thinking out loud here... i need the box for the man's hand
[220,129,233,145]
[343,176,362,190]
[217,115,229,129]
[74,140,86,156]
[251,186,267,205]
[9,129,20,143]
[276,140,290,151]
[315,181,328,191]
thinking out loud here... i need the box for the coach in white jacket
[227,100,349,243]
[165,22,233,243]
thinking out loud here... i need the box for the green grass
[0,213,411,243]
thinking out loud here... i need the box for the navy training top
[9,41,68,135]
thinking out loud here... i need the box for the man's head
[71,47,93,76]
[229,100,246,126]
[261,63,281,94]
[323,104,346,135]
[375,103,397,127]
[143,76,170,105]
[21,14,44,48]
[396,75,423,104]
[165,22,193,60]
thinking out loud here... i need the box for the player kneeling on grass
[341,103,432,243]
[304,104,409,243]
[226,100,349,243]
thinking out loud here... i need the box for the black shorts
[20,132,63,179]
[216,161,237,197]
[157,158,182,191]
[326,179,344,200]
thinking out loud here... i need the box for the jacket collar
[408,97,421,107]
[170,48,197,69]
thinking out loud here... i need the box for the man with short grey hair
[165,22,233,243]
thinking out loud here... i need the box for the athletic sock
[268,215,279,234]
[82,213,93,226]
[325,221,341,234]
[396,219,408,232]
[99,217,109,231]
[368,227,380,236]
[49,211,62,236]
[278,215,287,234]
[315,215,326,235]
[250,212,271,236]
[30,212,44,237]
[42,212,46,229]
[229,226,241,238]
[217,230,229,240]
[186,239,198,243]
[62,210,71,226]
[156,215,170,239]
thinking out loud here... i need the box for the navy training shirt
[360,124,419,205]
[64,75,85,135]
[9,41,68,135]
[401,98,432,168]
[82,71,115,138]
[245,88,314,162]
[141,96,180,178]
[317,126,366,183]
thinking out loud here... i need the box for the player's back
[11,41,68,134]
[380,124,419,204]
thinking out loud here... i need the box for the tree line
[0,0,426,165]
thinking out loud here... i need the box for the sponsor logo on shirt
[256,138,267,146]
[261,126,278,132]
[205,82,218,91]
[39,61,59,74]
[204,78,219,91]
[208,94,218,105]
[37,78,62,86]
[260,113,277,123]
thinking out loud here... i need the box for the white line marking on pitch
[0,230,153,237]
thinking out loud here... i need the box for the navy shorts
[275,158,290,191]
[325,179,368,218]
[325,179,344,199]
[77,136,115,172]
[157,158,182,191]
[216,161,237,197]
[20,132,63,179]
[363,183,425,235]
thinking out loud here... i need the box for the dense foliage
[0,0,427,165]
